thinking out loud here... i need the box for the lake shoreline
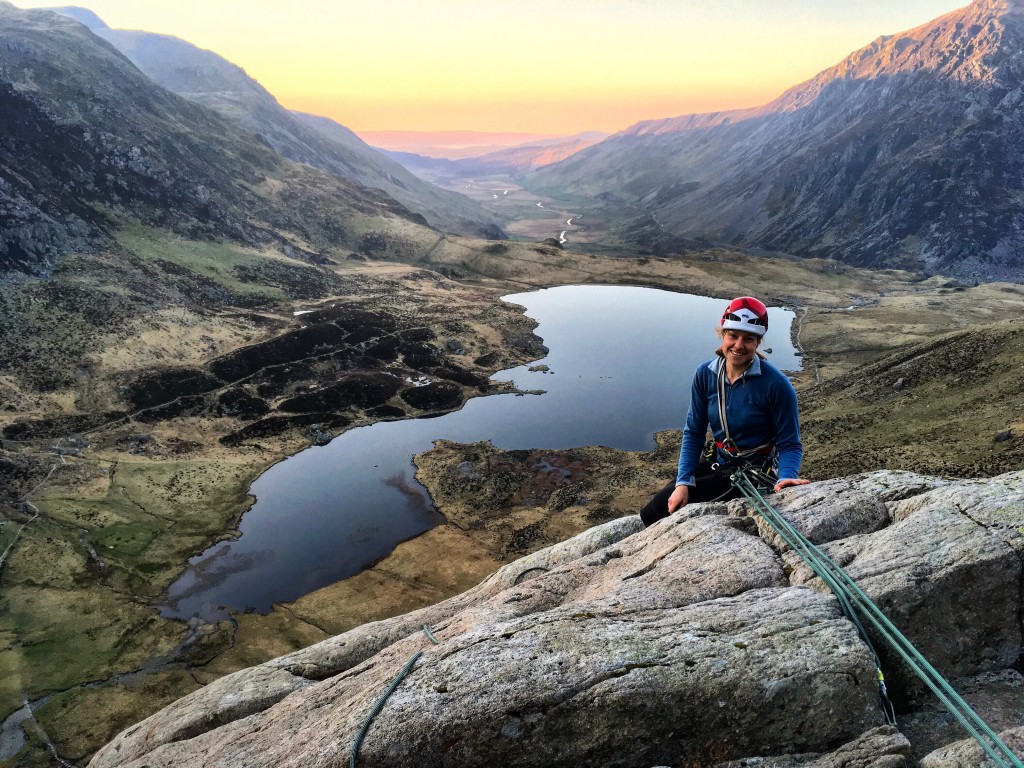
[6,243,1003,764]
[160,285,801,619]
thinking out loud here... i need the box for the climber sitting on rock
[640,296,809,526]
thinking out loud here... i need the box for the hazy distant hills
[0,3,447,275]
[362,131,565,159]
[378,133,610,187]
[529,0,1024,278]
[472,132,610,170]
[48,6,504,240]
[367,131,609,164]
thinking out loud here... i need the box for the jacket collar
[712,353,763,378]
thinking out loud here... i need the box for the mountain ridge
[45,7,505,240]
[621,0,1013,138]
[528,0,1024,278]
[0,3,445,275]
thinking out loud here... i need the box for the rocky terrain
[87,470,1024,766]
[526,0,1024,280]
[3,3,1024,765]
[0,238,560,763]
[5,225,1024,766]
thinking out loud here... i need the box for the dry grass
[4,229,1024,763]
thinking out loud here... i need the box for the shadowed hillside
[48,6,506,240]
[528,0,1024,280]
[0,3,436,276]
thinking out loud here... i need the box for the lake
[162,286,800,620]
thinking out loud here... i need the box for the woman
[640,296,808,526]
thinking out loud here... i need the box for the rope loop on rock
[512,566,550,585]
[731,467,1024,768]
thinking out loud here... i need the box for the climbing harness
[731,466,1024,768]
[349,625,440,768]
[679,361,780,507]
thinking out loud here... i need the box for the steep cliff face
[529,0,1024,279]
[89,470,1024,767]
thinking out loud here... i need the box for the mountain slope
[53,10,504,239]
[0,3,438,275]
[290,111,502,237]
[529,0,1024,278]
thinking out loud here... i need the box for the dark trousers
[639,460,743,527]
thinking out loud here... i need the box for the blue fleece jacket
[675,355,802,486]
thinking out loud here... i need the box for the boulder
[919,726,1024,767]
[746,475,893,549]
[898,670,1024,759]
[786,478,1023,701]
[716,725,913,767]
[93,587,880,768]
[887,471,1024,557]
[89,471,1024,767]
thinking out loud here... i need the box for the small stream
[0,619,219,761]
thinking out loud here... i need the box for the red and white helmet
[721,296,768,336]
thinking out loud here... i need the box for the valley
[3,230,1023,764]
[3,1,1024,764]
[448,181,610,248]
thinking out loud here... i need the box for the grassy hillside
[3,234,1024,765]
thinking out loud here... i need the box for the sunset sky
[17,0,971,136]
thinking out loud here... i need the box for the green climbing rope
[349,650,422,768]
[349,626,442,767]
[731,468,1024,768]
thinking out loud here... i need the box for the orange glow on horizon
[12,0,972,135]
[284,88,783,135]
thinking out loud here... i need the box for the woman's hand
[667,484,690,514]
[773,478,810,493]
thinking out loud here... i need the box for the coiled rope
[731,468,1024,767]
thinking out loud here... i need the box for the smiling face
[719,328,761,369]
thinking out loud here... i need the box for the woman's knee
[640,482,676,527]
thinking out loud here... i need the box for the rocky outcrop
[920,727,1024,766]
[89,470,1024,767]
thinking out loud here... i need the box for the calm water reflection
[162,286,800,620]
